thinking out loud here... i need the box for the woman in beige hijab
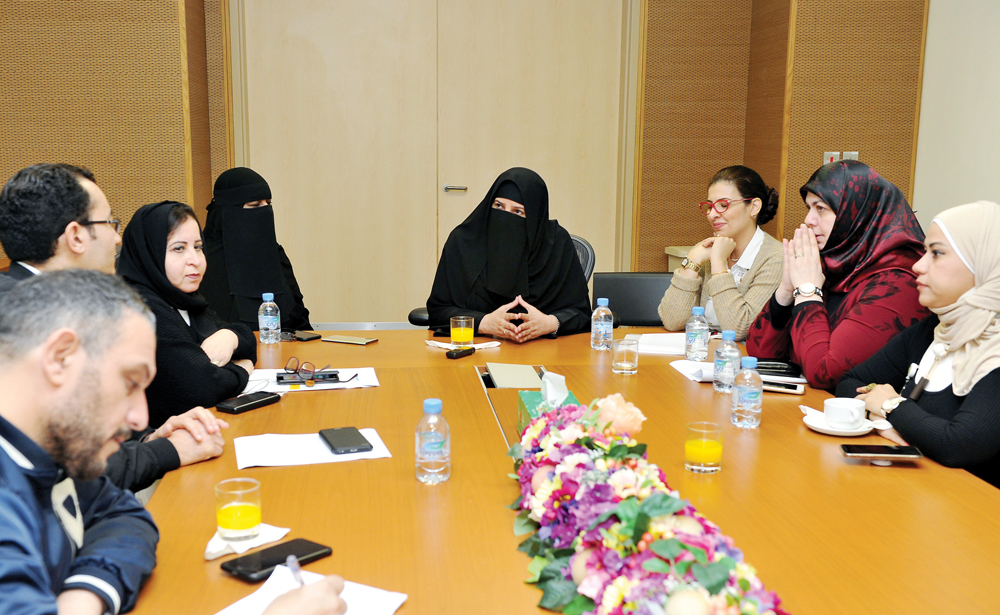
[836,201,1000,487]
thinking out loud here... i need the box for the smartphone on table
[220,538,332,582]
[319,427,373,454]
[841,445,923,460]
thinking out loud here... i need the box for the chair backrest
[570,235,596,282]
[592,272,673,326]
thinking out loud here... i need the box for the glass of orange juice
[450,316,474,349]
[215,478,261,540]
[684,422,722,473]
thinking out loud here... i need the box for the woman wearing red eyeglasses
[747,161,930,390]
[658,165,784,341]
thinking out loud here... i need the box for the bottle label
[419,432,447,458]
[595,322,612,336]
[259,315,279,330]
[736,388,761,407]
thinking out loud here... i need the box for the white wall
[911,0,1000,229]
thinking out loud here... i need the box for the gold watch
[681,258,702,274]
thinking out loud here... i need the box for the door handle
[443,184,467,192]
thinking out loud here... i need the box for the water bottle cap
[741,356,758,369]
[721,330,736,341]
[423,398,443,414]
[692,306,705,316]
[262,293,274,301]
[597,298,609,307]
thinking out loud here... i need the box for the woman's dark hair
[708,165,779,225]
[166,201,199,235]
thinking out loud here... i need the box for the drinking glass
[450,316,474,349]
[611,339,638,374]
[684,422,722,473]
[215,478,261,540]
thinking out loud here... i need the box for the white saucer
[803,413,874,437]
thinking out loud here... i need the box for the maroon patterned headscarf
[800,161,924,293]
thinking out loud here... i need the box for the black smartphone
[841,445,923,460]
[276,371,341,385]
[756,360,803,378]
[294,331,321,342]
[216,391,281,414]
[761,381,805,395]
[220,538,332,582]
[319,427,373,454]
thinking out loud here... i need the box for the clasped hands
[479,295,558,343]
[681,235,737,278]
[201,329,254,375]
[776,224,826,306]
[854,383,910,446]
[146,406,230,466]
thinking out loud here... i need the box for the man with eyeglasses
[0,163,229,495]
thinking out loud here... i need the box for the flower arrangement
[508,394,787,615]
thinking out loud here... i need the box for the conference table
[133,329,1000,615]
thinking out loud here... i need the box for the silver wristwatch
[792,283,823,298]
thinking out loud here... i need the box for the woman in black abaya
[201,167,312,331]
[426,167,591,342]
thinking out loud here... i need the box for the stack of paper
[633,333,686,355]
[486,362,543,389]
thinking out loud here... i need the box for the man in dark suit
[0,164,230,493]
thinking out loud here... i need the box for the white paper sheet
[670,360,715,382]
[234,429,391,470]
[242,368,379,394]
[215,565,408,615]
[205,524,291,560]
[424,340,501,350]
[633,333,686,355]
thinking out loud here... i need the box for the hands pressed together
[478,295,559,343]
[680,236,737,279]
[147,406,230,466]
[776,224,826,306]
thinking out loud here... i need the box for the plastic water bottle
[258,293,281,344]
[684,306,710,361]
[416,398,451,484]
[731,357,763,428]
[713,330,741,393]
[590,298,613,350]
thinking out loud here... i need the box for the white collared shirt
[14,262,42,276]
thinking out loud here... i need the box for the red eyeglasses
[697,198,752,215]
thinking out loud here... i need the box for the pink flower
[596,393,646,436]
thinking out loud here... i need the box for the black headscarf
[201,168,308,329]
[118,201,209,312]
[427,167,589,327]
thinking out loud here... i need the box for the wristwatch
[681,258,702,274]
[792,283,824,298]
[881,396,906,416]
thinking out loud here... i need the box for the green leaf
[538,556,571,583]
[631,512,651,544]
[649,538,684,562]
[638,492,686,518]
[514,510,540,536]
[738,578,750,592]
[507,442,524,458]
[517,534,548,557]
[691,559,736,595]
[506,494,524,510]
[608,444,629,459]
[641,558,671,573]
[683,544,708,565]
[562,595,595,615]
[538,579,579,610]
[676,560,693,576]
[628,443,647,457]
[586,497,640,531]
[507,472,520,480]
[526,556,550,584]
[551,547,576,559]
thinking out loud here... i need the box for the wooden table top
[136,329,1000,614]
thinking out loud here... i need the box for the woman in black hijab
[118,201,257,429]
[201,167,312,331]
[427,167,591,342]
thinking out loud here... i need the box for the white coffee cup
[824,398,866,429]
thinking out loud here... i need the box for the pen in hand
[286,554,305,587]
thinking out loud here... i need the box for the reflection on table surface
[134,329,1000,615]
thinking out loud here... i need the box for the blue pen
[286,554,305,587]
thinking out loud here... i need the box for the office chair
[591,272,673,326]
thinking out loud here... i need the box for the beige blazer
[657,232,784,341]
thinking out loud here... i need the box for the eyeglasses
[81,218,121,233]
[697,198,752,215]
[283,356,357,386]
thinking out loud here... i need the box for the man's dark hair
[0,163,97,263]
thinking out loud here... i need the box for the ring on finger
[795,253,804,258]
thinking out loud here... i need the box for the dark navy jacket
[0,415,158,614]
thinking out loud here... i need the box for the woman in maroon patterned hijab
[747,161,930,390]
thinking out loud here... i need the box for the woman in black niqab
[201,167,312,331]
[426,167,591,342]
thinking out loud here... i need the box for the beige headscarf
[930,201,1000,395]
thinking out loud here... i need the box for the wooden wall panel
[204,0,231,185]
[181,0,213,219]
[0,2,190,256]
[743,0,791,238]
[780,0,927,238]
[635,0,752,272]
